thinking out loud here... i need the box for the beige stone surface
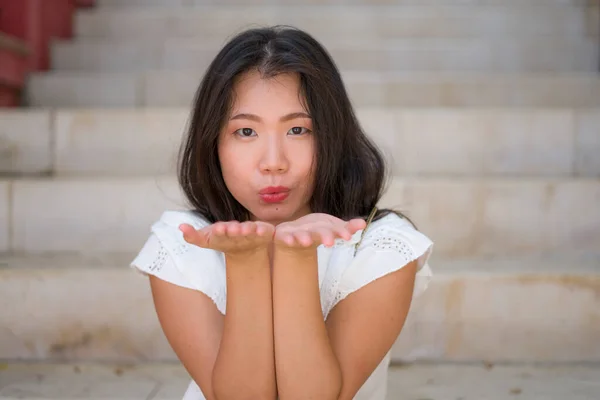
[478,179,600,256]
[387,363,600,400]
[142,71,201,107]
[0,255,598,362]
[396,110,489,175]
[395,109,576,176]
[0,182,9,253]
[27,73,140,108]
[482,110,575,175]
[383,178,483,256]
[11,178,184,253]
[47,108,592,176]
[355,108,397,170]
[380,73,600,108]
[0,363,160,399]
[387,177,600,257]
[586,5,600,36]
[54,109,188,176]
[0,111,52,175]
[29,71,600,108]
[52,40,162,72]
[97,0,597,5]
[575,110,600,176]
[1,362,600,399]
[54,38,598,73]
[160,42,216,71]
[394,256,600,362]
[7,177,600,255]
[75,6,592,39]
[0,262,174,362]
[98,0,188,6]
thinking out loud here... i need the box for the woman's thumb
[179,224,207,247]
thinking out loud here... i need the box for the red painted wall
[0,0,92,106]
[0,0,75,71]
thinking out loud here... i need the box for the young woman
[131,26,433,400]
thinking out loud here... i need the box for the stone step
[25,72,600,108]
[96,0,598,7]
[0,254,598,363]
[0,181,7,253]
[1,177,598,256]
[74,5,599,39]
[1,363,599,400]
[2,108,599,177]
[51,37,599,73]
[0,110,52,176]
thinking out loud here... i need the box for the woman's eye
[288,127,310,136]
[235,128,256,137]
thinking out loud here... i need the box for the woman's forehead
[232,71,302,103]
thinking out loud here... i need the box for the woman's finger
[239,222,260,245]
[346,218,367,234]
[212,222,228,236]
[179,223,196,239]
[332,225,353,241]
[255,222,267,236]
[283,233,296,246]
[323,214,344,225]
[240,221,256,236]
[225,222,242,237]
[179,224,199,243]
[255,222,276,240]
[314,228,336,247]
[294,230,314,247]
[179,224,208,248]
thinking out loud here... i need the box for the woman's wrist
[225,246,271,267]
[273,243,318,263]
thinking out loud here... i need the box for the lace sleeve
[330,217,433,312]
[130,233,196,290]
[130,211,227,314]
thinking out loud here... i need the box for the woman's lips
[259,186,290,204]
[259,191,290,203]
[259,186,290,194]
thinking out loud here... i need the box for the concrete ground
[0,362,599,399]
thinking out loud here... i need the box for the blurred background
[0,0,599,399]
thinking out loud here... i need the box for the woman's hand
[179,221,275,258]
[274,213,367,250]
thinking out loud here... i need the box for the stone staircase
[25,2,600,107]
[1,0,600,398]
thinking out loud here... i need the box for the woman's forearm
[272,248,342,400]
[212,251,277,400]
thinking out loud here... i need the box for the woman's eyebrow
[229,112,312,122]
[280,112,311,122]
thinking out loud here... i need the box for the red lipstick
[259,186,290,203]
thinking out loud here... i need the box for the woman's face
[218,70,316,226]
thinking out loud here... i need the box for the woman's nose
[259,136,289,173]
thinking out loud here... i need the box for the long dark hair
[178,25,412,226]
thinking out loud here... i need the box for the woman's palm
[179,221,275,257]
[275,213,366,248]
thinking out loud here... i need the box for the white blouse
[131,210,433,400]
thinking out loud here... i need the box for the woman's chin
[250,204,302,224]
